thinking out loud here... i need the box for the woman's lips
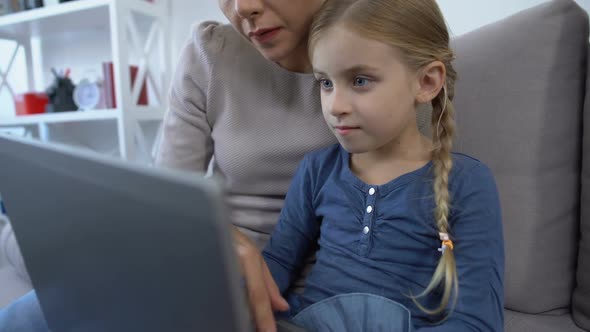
[250,27,282,43]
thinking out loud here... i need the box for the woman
[155,0,337,329]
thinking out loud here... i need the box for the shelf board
[0,0,112,39]
[0,109,121,126]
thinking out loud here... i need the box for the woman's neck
[277,41,313,73]
[351,131,433,186]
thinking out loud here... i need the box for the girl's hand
[232,227,290,332]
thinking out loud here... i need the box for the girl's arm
[418,163,505,332]
[262,155,321,294]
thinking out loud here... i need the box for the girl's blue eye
[320,79,333,89]
[354,77,369,87]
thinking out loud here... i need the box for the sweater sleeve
[155,22,222,172]
[417,163,505,332]
[262,155,321,294]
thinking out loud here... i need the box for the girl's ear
[415,61,446,104]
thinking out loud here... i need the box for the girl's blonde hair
[309,0,459,317]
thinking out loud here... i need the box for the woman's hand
[232,227,290,332]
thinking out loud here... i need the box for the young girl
[262,0,505,331]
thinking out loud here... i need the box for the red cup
[14,93,49,116]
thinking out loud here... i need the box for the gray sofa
[0,0,589,331]
[452,0,589,330]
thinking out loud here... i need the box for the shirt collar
[338,145,433,195]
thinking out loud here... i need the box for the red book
[102,62,149,108]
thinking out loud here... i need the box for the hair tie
[438,232,454,254]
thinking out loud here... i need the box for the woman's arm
[155,22,290,332]
[155,22,220,172]
[233,228,289,331]
[417,163,505,332]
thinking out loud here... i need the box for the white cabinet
[0,0,170,163]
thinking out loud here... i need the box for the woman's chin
[253,43,290,63]
[252,40,308,71]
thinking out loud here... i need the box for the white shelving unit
[0,0,170,162]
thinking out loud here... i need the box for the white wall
[169,0,228,64]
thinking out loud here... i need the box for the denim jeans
[0,290,50,332]
[1,291,414,332]
[288,293,414,332]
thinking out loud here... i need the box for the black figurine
[46,68,77,113]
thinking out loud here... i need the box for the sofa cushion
[451,0,588,313]
[505,309,586,332]
[573,43,590,331]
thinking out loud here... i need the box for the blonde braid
[412,75,459,317]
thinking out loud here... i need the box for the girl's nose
[326,89,353,118]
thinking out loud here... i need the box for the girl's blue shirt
[263,144,504,331]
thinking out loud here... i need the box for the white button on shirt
[363,226,370,234]
[366,206,373,213]
[369,188,376,195]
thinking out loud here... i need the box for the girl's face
[312,26,422,155]
[219,0,324,72]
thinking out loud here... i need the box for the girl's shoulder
[303,144,343,167]
[449,152,497,194]
[450,152,486,173]
[296,144,344,182]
